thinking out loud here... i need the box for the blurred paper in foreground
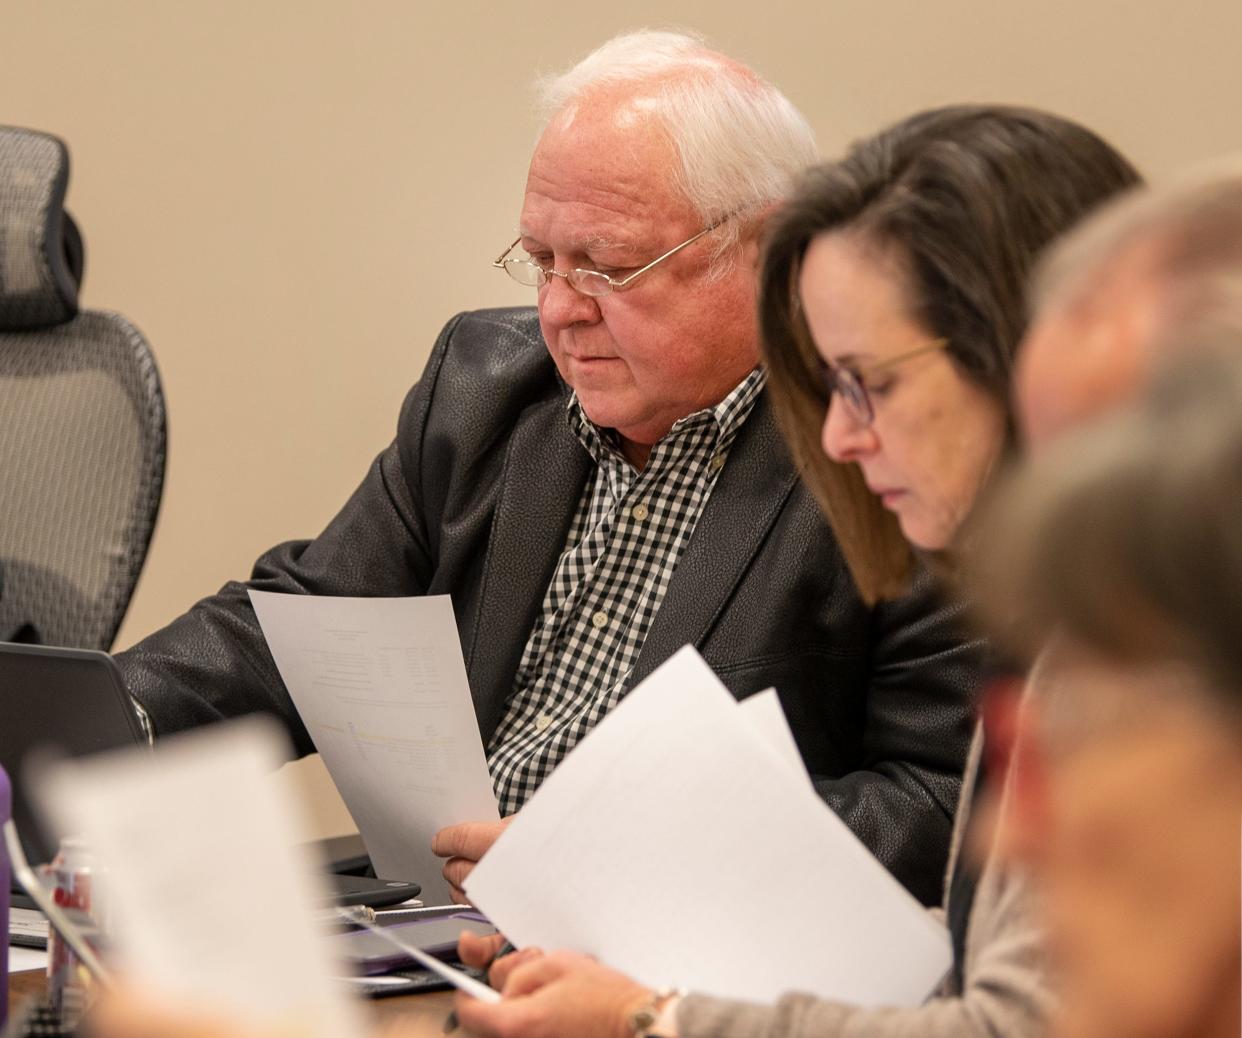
[32,717,362,1038]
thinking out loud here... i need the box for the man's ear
[743,232,763,273]
[742,202,780,270]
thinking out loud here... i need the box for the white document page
[466,646,951,1008]
[8,946,47,973]
[737,688,809,783]
[32,719,362,1038]
[248,591,498,902]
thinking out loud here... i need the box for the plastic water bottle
[46,837,98,1027]
[1,762,10,1029]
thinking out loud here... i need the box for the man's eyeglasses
[492,215,732,298]
[819,339,949,426]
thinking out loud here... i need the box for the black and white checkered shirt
[487,367,767,815]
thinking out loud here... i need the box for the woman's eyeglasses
[817,339,949,426]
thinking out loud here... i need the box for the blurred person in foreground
[116,28,981,908]
[978,161,1242,1038]
[975,347,1242,1038]
[448,105,1139,1038]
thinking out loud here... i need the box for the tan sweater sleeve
[675,865,1049,1038]
[675,712,1054,1038]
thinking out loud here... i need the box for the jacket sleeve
[813,572,982,906]
[115,314,465,755]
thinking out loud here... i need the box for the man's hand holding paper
[433,817,514,904]
[248,591,500,904]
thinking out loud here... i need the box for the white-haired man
[118,31,980,904]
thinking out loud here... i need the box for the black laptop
[0,643,146,871]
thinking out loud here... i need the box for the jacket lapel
[630,392,798,686]
[467,391,590,740]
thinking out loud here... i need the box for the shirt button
[708,453,727,473]
[592,609,609,629]
[630,502,649,521]
[534,713,552,733]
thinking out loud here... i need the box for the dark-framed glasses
[820,338,949,426]
[492,214,732,298]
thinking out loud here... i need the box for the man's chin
[575,391,636,431]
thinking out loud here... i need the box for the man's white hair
[536,29,818,273]
[1034,159,1242,351]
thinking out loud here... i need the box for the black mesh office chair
[0,126,166,650]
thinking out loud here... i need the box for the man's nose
[821,397,878,462]
[538,271,601,328]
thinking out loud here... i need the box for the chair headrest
[0,126,86,330]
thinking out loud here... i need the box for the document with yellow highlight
[249,591,499,903]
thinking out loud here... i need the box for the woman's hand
[458,930,540,989]
[452,950,654,1038]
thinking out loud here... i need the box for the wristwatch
[628,987,685,1038]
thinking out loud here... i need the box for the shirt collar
[566,366,767,468]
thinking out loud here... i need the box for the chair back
[0,126,166,650]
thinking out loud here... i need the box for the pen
[443,939,517,1034]
[334,907,501,1004]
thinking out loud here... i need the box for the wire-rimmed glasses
[820,339,949,426]
[492,215,732,297]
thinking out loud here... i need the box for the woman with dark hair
[448,105,1140,1038]
[759,104,1141,603]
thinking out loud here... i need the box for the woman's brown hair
[759,105,1141,602]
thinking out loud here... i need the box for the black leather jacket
[117,307,981,904]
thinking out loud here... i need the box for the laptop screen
[0,643,146,880]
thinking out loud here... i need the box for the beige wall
[6,1,1242,836]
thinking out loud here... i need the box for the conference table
[7,968,457,1035]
